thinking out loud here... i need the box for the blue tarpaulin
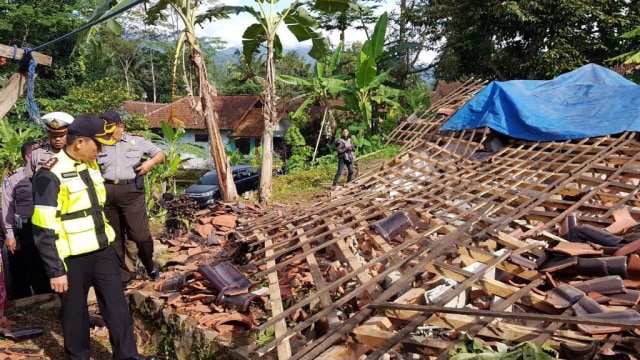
[440,64,640,141]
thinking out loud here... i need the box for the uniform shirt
[25,143,58,179]
[2,167,34,238]
[32,151,113,278]
[98,133,163,181]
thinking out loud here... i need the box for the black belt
[104,179,136,185]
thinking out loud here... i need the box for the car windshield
[197,173,219,186]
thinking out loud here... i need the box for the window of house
[235,139,251,155]
[194,133,209,142]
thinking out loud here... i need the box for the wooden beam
[260,233,292,360]
[0,73,27,119]
[0,44,52,67]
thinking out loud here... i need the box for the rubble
[122,78,640,359]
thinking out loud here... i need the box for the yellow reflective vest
[32,150,115,266]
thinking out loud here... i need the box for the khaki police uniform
[25,143,58,179]
[98,133,162,283]
[25,111,74,179]
[1,167,49,298]
[32,149,138,359]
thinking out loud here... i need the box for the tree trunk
[259,38,278,205]
[190,40,238,201]
[311,105,328,163]
[151,50,157,103]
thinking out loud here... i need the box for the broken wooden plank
[352,325,449,356]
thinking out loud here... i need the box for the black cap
[68,114,116,145]
[100,110,122,125]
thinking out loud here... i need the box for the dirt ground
[0,293,156,359]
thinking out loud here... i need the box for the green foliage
[275,51,313,97]
[351,133,384,155]
[255,326,276,346]
[449,334,558,359]
[145,121,208,213]
[62,78,133,114]
[226,147,251,165]
[0,120,43,175]
[0,0,85,99]
[125,114,150,132]
[284,124,312,172]
[430,0,640,80]
[241,2,328,63]
[336,13,405,132]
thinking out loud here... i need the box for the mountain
[212,45,316,65]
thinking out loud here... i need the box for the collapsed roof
[143,67,640,359]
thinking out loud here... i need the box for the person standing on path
[98,110,165,286]
[332,128,356,186]
[1,141,50,299]
[31,114,156,360]
[25,112,74,179]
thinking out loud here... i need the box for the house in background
[123,95,292,169]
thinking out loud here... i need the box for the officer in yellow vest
[31,114,156,360]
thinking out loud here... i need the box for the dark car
[184,165,260,207]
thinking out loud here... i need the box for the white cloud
[199,0,435,63]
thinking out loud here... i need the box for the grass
[272,164,336,204]
[272,144,401,204]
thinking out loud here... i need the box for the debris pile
[121,78,640,360]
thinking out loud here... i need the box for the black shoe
[149,267,159,281]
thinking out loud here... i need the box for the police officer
[31,114,156,360]
[25,111,74,179]
[1,141,50,299]
[98,110,165,285]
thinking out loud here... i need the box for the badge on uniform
[61,171,78,178]
[41,158,59,170]
[3,179,9,188]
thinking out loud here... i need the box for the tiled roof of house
[430,80,466,104]
[228,98,303,138]
[122,101,165,116]
[124,95,261,131]
[123,96,341,138]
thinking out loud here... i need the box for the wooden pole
[0,44,52,67]
[0,44,53,119]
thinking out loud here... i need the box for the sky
[198,0,436,64]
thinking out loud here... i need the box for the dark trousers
[9,224,50,299]
[332,157,354,185]
[104,183,154,282]
[61,245,138,359]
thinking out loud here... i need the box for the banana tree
[340,12,404,133]
[80,0,241,201]
[278,42,349,162]
[236,0,333,205]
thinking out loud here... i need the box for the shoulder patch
[61,171,78,178]
[40,157,59,170]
